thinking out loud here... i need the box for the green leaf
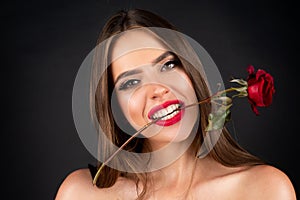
[205,104,232,132]
[232,91,248,98]
[230,78,248,86]
[231,86,248,93]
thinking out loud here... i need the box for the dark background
[4,0,299,199]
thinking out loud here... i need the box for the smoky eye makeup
[159,54,182,72]
[118,78,141,91]
[115,52,182,91]
[160,58,181,72]
[117,58,182,91]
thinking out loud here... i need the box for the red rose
[246,65,275,115]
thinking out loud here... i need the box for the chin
[147,117,197,146]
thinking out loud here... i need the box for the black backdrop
[4,0,299,199]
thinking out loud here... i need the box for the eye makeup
[117,57,181,91]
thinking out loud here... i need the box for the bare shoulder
[240,165,297,200]
[55,168,106,200]
[55,168,138,200]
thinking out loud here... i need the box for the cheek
[173,72,197,101]
[128,95,145,125]
[181,72,194,88]
[118,91,146,128]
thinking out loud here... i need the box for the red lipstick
[148,100,184,126]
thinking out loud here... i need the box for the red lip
[147,100,184,126]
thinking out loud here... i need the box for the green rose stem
[92,120,156,185]
[92,87,241,185]
[181,87,238,110]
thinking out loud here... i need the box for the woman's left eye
[160,60,179,72]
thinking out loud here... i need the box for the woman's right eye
[119,79,141,90]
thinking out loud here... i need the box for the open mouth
[148,100,184,126]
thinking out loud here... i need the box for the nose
[148,84,169,100]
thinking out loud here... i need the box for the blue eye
[119,79,140,90]
[160,60,180,72]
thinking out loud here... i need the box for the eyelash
[119,79,141,90]
[160,59,180,72]
[118,59,181,91]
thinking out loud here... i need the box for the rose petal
[248,84,265,106]
[251,104,259,115]
[256,69,267,79]
[247,65,255,75]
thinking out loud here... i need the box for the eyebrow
[151,51,174,64]
[114,51,175,84]
[114,68,143,84]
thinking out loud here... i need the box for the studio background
[4,0,299,199]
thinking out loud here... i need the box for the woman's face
[110,30,199,147]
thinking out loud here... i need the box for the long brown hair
[90,8,264,199]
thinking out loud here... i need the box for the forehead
[111,29,168,61]
[111,30,169,81]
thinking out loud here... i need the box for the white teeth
[161,110,179,120]
[151,104,180,120]
[167,106,173,114]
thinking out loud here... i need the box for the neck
[150,144,199,188]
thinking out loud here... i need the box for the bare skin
[55,151,296,200]
[56,30,297,200]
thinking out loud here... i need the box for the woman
[56,8,296,200]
